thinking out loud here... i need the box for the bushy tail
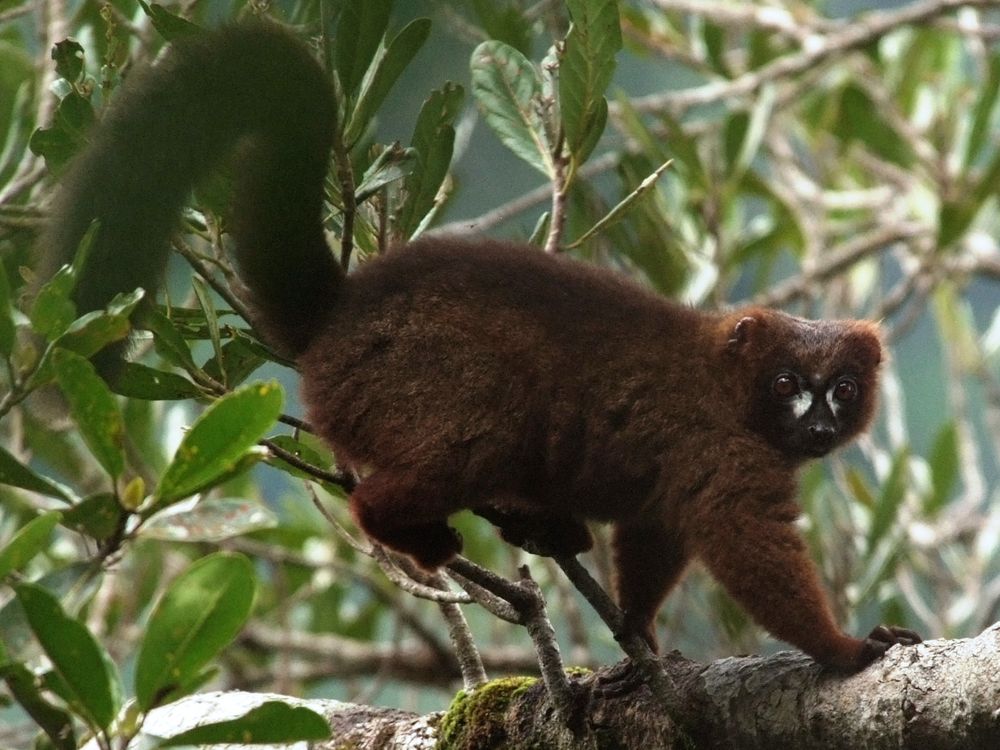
[39,22,340,358]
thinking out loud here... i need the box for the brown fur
[297,236,914,671]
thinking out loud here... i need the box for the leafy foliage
[1,0,999,747]
[134,552,256,711]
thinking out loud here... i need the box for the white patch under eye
[825,386,841,416]
[791,390,813,419]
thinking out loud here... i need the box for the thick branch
[141,624,1000,749]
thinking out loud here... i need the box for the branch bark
[141,623,1000,749]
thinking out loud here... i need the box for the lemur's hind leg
[474,505,593,557]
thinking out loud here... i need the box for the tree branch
[628,0,999,117]
[140,624,1000,749]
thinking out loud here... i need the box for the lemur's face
[739,314,882,461]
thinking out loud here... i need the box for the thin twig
[369,545,474,604]
[544,142,570,254]
[261,437,355,489]
[303,482,370,558]
[515,565,577,732]
[0,0,65,206]
[429,151,621,237]
[333,126,357,270]
[428,571,488,690]
[172,236,255,325]
[228,536,455,660]
[446,559,521,624]
[276,413,312,432]
[753,222,929,308]
[0,2,33,25]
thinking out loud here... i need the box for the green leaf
[945,141,1000,249]
[202,336,266,388]
[356,143,418,203]
[701,18,729,76]
[938,199,977,250]
[598,159,690,294]
[0,563,94,659]
[14,582,121,730]
[54,92,94,142]
[142,499,278,543]
[472,0,534,56]
[844,467,876,509]
[965,52,1000,168]
[560,0,622,160]
[608,90,657,154]
[159,701,330,746]
[471,40,552,176]
[867,449,909,555]
[729,171,806,266]
[151,304,235,339]
[154,381,284,505]
[894,27,956,117]
[410,82,465,174]
[568,158,671,248]
[52,348,125,481]
[926,423,959,515]
[61,494,124,542]
[29,92,94,169]
[397,82,465,239]
[0,512,62,579]
[654,109,708,191]
[26,289,142,390]
[336,0,391,100]
[0,445,77,503]
[172,451,266,503]
[264,434,333,481]
[346,18,432,146]
[192,276,222,362]
[54,307,133,354]
[0,662,76,750]
[135,305,198,372]
[723,112,749,176]
[138,1,202,40]
[835,83,913,167]
[528,211,550,246]
[32,313,130,387]
[0,262,15,358]
[965,143,1000,228]
[723,84,773,181]
[29,264,76,341]
[28,126,78,170]
[134,552,255,711]
[572,94,607,166]
[110,362,202,400]
[55,289,145,357]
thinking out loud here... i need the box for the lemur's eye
[772,374,799,398]
[833,377,859,403]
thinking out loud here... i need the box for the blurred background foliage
[1,0,999,746]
